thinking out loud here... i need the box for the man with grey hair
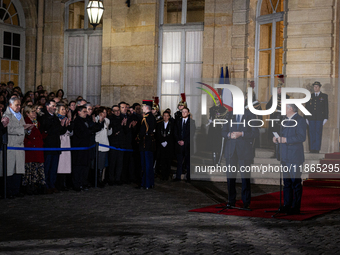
[273,103,307,215]
[2,97,34,198]
[76,99,87,106]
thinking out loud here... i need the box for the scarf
[57,114,66,120]
[9,107,22,121]
[32,118,38,129]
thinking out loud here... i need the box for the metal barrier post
[94,142,99,188]
[2,142,7,199]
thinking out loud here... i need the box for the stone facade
[100,0,158,107]
[286,0,339,153]
[12,0,339,152]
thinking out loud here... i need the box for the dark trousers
[176,148,190,180]
[56,174,71,189]
[4,174,22,196]
[133,149,142,185]
[108,149,124,182]
[282,162,303,210]
[160,156,172,180]
[72,165,89,189]
[309,120,323,151]
[225,154,251,206]
[122,151,135,183]
[44,154,60,189]
[140,151,154,188]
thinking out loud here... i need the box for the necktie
[182,120,186,139]
[237,115,241,129]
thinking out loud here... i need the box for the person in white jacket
[94,107,112,187]
[56,104,73,191]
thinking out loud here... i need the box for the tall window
[64,0,102,105]
[158,0,204,123]
[0,0,25,90]
[255,0,285,106]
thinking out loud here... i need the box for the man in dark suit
[108,105,125,185]
[174,107,196,182]
[156,111,175,180]
[222,109,259,209]
[208,100,228,165]
[266,79,290,157]
[139,100,156,189]
[273,104,307,215]
[119,101,137,184]
[39,100,67,194]
[72,106,104,191]
[305,81,328,153]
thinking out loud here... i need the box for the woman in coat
[23,105,46,195]
[56,104,73,191]
[94,107,112,187]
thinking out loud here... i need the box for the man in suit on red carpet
[222,109,259,209]
[273,104,307,215]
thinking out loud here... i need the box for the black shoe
[73,187,82,192]
[279,205,291,213]
[243,204,250,209]
[58,186,68,191]
[172,178,180,182]
[7,195,15,199]
[226,203,235,208]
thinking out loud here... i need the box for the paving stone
[0,181,339,254]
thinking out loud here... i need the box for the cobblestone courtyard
[0,181,339,255]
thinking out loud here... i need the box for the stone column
[41,0,64,93]
[101,0,158,106]
[35,0,44,87]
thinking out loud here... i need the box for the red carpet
[303,179,340,187]
[325,152,340,159]
[189,185,340,221]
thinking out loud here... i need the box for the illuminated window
[255,0,285,105]
[159,0,204,123]
[164,0,204,24]
[0,0,20,26]
[0,0,25,89]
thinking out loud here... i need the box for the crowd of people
[0,83,195,198]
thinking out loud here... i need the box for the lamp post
[87,0,104,30]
